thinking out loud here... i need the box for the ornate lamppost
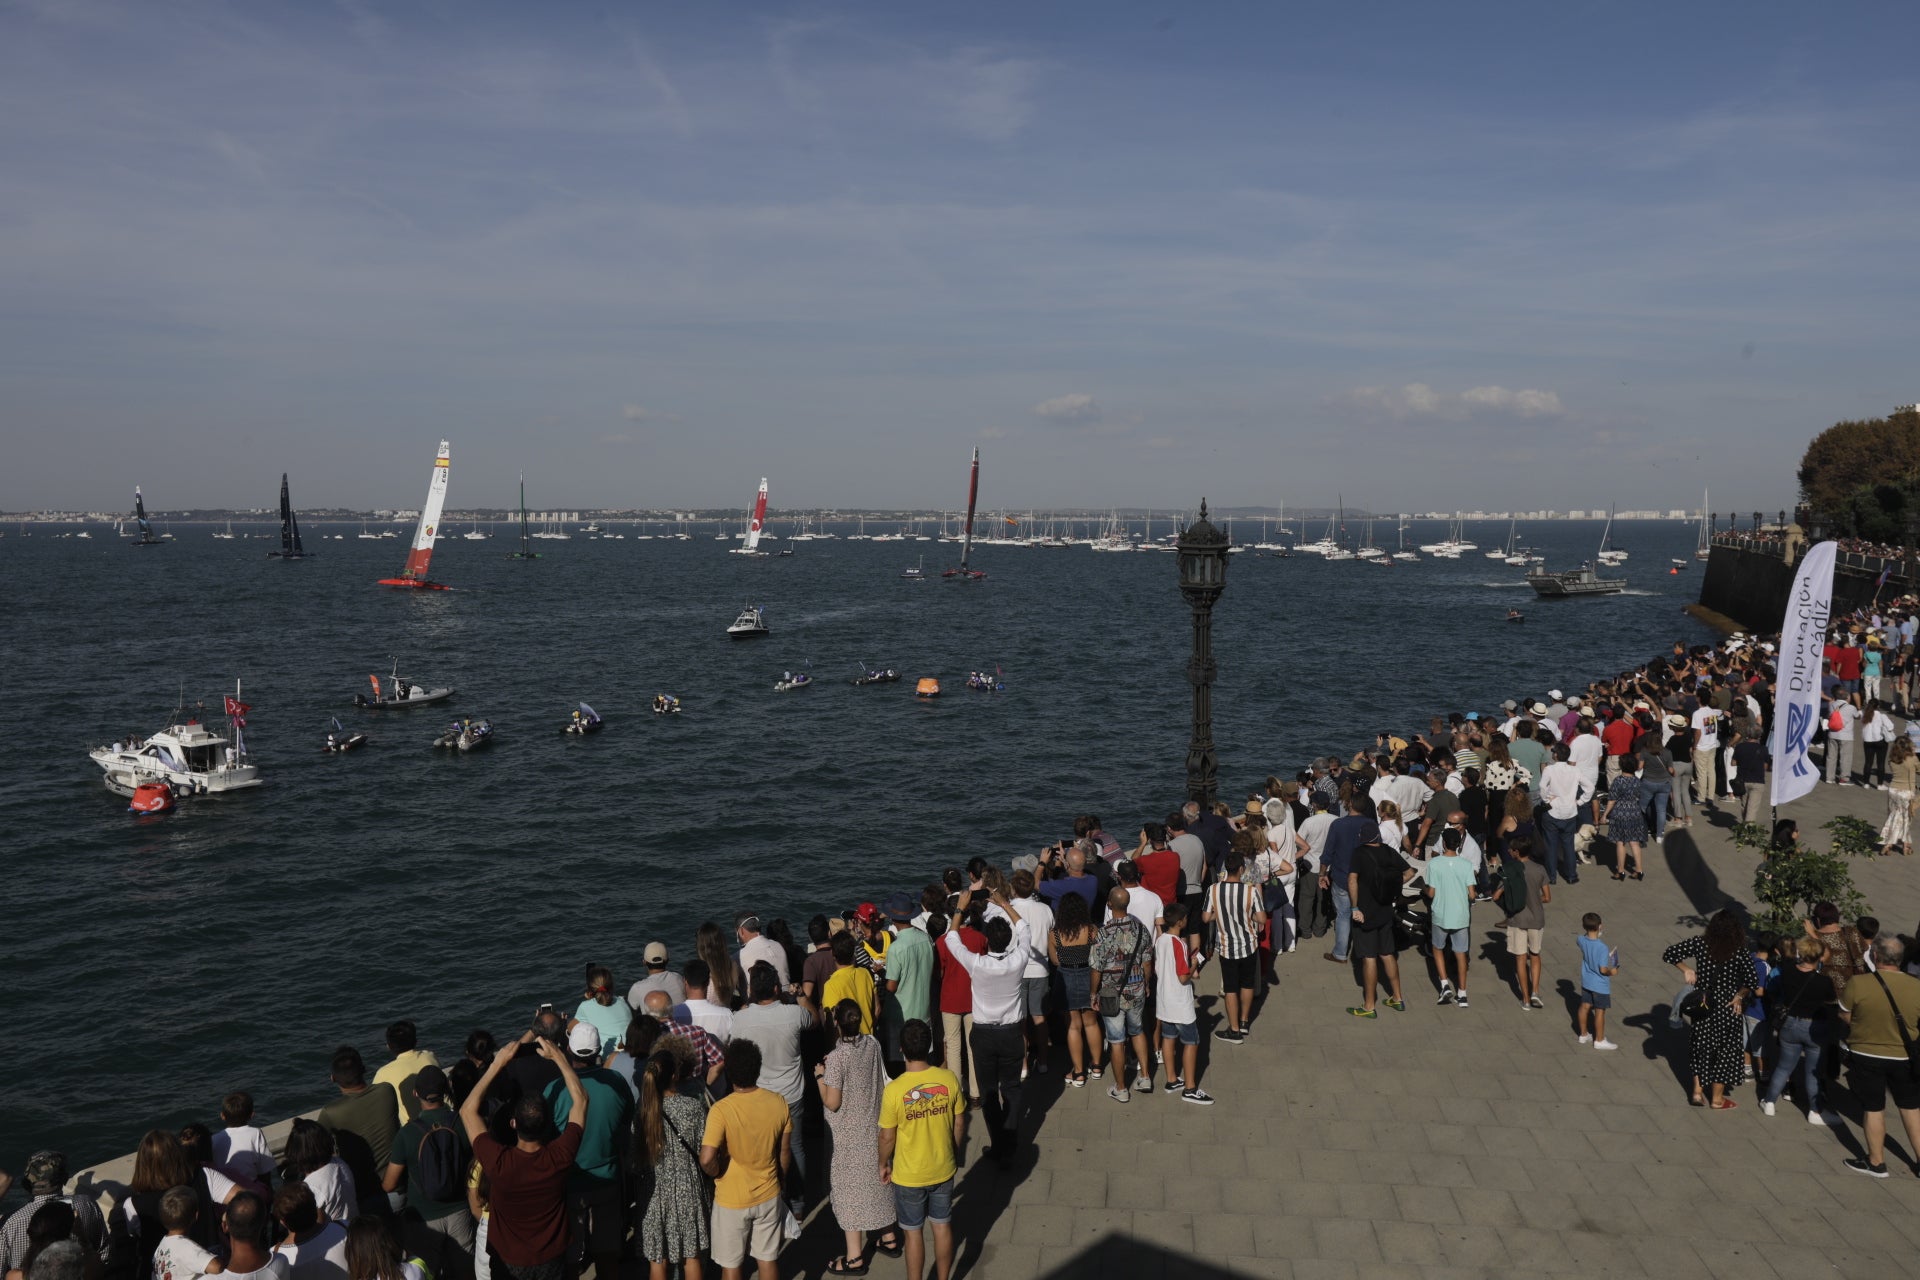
[1176,500,1230,808]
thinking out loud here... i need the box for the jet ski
[853,664,900,686]
[433,718,495,751]
[774,671,813,692]
[652,694,682,715]
[564,703,604,735]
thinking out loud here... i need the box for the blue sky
[2,0,1915,512]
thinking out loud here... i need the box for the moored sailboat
[377,440,452,589]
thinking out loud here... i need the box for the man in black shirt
[1346,824,1414,1019]
[1730,727,1770,826]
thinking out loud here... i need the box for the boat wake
[1478,581,1530,590]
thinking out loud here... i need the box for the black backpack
[1498,858,1531,919]
[414,1120,465,1203]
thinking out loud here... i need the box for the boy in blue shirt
[1576,912,1618,1051]
[1744,937,1774,1085]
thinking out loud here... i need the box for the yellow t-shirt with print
[880,1066,966,1188]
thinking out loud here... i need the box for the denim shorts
[1101,1005,1145,1041]
[1023,975,1049,1018]
[1160,1020,1198,1046]
[1581,988,1611,1010]
[1431,924,1469,953]
[893,1175,955,1229]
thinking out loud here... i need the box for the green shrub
[1751,835,1871,937]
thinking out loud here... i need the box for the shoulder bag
[1868,971,1920,1082]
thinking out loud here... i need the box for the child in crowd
[212,1091,276,1185]
[1153,904,1212,1105]
[1576,913,1619,1051]
[152,1186,225,1280]
[1744,937,1776,1084]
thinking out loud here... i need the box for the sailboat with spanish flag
[378,441,452,590]
[941,448,986,580]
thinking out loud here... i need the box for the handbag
[1677,986,1709,1023]
[1868,971,1920,1081]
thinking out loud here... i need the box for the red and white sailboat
[377,440,453,590]
[728,478,770,556]
[941,448,986,580]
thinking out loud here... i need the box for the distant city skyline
[6,2,1913,512]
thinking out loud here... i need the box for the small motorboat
[915,677,941,698]
[1506,609,1525,624]
[774,671,813,692]
[433,718,495,751]
[652,694,682,715]
[1670,557,1688,568]
[564,703,604,735]
[128,782,176,815]
[728,605,770,639]
[323,716,369,752]
[965,671,1005,692]
[853,664,900,686]
[902,556,927,580]
[355,660,455,708]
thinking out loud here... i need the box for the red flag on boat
[224,695,250,718]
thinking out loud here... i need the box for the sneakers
[1107,1085,1130,1104]
[1436,982,1455,1005]
[1214,1028,1246,1044]
[1519,998,1533,1012]
[1593,1039,1618,1051]
[1182,1088,1216,1105]
[1529,994,1545,1009]
[1760,1100,1776,1116]
[1163,1079,1184,1094]
[1814,1111,1840,1127]
[1385,998,1406,1012]
[1844,1157,1890,1178]
[1455,994,1470,1009]
[1133,1075,1151,1093]
[1578,1033,1594,1045]
[1347,1007,1378,1019]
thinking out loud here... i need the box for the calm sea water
[0,518,1713,1169]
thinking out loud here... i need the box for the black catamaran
[267,473,312,559]
[941,447,986,580]
[129,486,163,546]
[507,473,539,560]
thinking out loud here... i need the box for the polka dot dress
[1661,935,1758,1087]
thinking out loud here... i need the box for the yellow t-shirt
[372,1049,441,1124]
[701,1086,791,1210]
[879,1066,966,1189]
[822,967,876,1033]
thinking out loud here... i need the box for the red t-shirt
[473,1123,582,1265]
[1834,646,1863,681]
[937,926,986,1015]
[1601,719,1636,758]
[1135,847,1182,904]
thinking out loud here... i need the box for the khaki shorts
[1506,927,1543,955]
[711,1197,784,1268]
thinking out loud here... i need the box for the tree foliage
[1748,818,1872,937]
[1798,408,1920,533]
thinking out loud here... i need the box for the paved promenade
[784,782,1920,1279]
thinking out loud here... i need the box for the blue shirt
[1577,934,1612,994]
[1747,959,1773,1021]
[1322,815,1372,885]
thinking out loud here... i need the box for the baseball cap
[23,1151,68,1191]
[567,1023,602,1058]
[413,1065,450,1099]
[1567,695,1582,707]
[1464,712,1480,721]
[1548,689,1564,701]
[1501,699,1518,711]
[644,941,668,966]
[853,902,884,926]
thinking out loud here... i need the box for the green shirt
[545,1067,635,1186]
[389,1105,471,1222]
[885,927,936,1025]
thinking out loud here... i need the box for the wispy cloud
[1033,393,1100,423]
[1332,384,1565,423]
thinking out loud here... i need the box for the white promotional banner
[1771,540,1838,807]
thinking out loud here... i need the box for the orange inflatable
[129,783,174,814]
[915,677,941,698]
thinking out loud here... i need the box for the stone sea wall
[1699,536,1916,631]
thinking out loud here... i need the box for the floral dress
[1661,935,1757,1088]
[640,1092,710,1263]
[823,1035,894,1232]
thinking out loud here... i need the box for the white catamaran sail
[730,479,770,555]
[379,440,451,588]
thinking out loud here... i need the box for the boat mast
[519,473,531,556]
[744,479,768,553]
[400,440,451,581]
[960,447,979,570]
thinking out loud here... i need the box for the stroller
[1393,870,1431,958]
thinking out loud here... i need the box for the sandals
[873,1235,904,1258]
[1067,1070,1087,1088]
[1710,1098,1739,1111]
[827,1259,869,1276]
[1690,1094,1707,1107]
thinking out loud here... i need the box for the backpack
[1498,858,1531,919]
[413,1121,465,1203]
[1829,708,1845,732]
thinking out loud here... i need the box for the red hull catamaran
[378,440,453,590]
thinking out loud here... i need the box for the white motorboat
[774,671,813,691]
[728,604,770,638]
[433,718,495,750]
[355,660,455,708]
[90,684,261,797]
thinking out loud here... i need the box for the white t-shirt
[679,997,733,1044]
[222,1261,291,1280]
[154,1235,218,1280]
[1125,887,1164,939]
[1387,774,1428,819]
[1154,934,1198,1027]
[1692,707,1722,751]
[738,935,790,988]
[213,1125,276,1184]
[274,1222,349,1280]
[1378,819,1405,852]
[1568,733,1604,780]
[1864,710,1893,744]
[305,1157,358,1225]
[1018,896,1054,978]
[1297,813,1335,868]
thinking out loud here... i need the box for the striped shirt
[1206,879,1260,960]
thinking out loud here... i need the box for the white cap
[1547,689,1564,701]
[567,1023,602,1058]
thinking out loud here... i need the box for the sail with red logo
[942,448,985,579]
[728,478,770,555]
[378,440,453,589]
